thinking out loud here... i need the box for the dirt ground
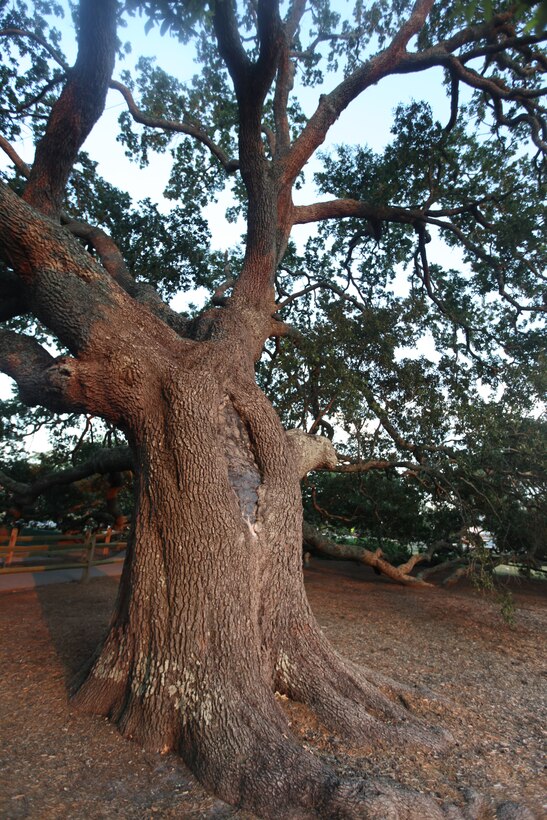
[0,559,545,819]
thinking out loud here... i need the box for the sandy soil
[0,559,545,819]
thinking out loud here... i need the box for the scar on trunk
[220,396,261,523]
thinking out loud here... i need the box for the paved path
[0,561,123,593]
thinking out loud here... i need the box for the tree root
[276,624,452,754]
[72,640,534,819]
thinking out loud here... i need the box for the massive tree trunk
[69,336,451,818]
[3,1,520,813]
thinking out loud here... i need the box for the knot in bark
[286,429,338,479]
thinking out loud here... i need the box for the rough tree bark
[0,176,452,816]
[71,340,451,818]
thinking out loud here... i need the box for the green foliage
[0,1,67,142]
[303,470,456,549]
[67,152,213,297]
[125,0,210,43]
[0,443,133,528]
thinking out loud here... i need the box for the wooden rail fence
[0,527,127,582]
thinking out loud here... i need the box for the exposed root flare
[70,643,530,819]
[276,629,452,753]
[353,661,452,711]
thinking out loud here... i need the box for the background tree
[0,1,545,816]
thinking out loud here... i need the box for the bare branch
[9,76,66,116]
[254,0,284,96]
[334,458,424,474]
[0,135,31,177]
[0,142,191,336]
[110,80,239,172]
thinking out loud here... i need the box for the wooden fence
[0,527,127,582]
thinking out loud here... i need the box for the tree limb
[282,0,436,184]
[110,80,239,172]
[0,141,191,336]
[293,199,421,226]
[0,26,69,71]
[211,0,251,92]
[302,521,434,588]
[0,446,132,509]
[272,0,306,156]
[0,135,31,177]
[0,329,83,412]
[286,428,338,478]
[22,0,117,216]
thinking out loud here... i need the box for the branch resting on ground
[302,521,434,588]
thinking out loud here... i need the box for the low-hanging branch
[0,446,132,509]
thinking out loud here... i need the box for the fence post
[6,527,19,567]
[99,526,112,557]
[81,531,96,583]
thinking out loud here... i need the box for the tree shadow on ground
[36,575,119,686]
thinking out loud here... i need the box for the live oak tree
[0,1,545,817]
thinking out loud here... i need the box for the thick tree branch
[273,35,294,157]
[211,0,251,93]
[334,458,428,474]
[302,522,433,588]
[282,0,435,184]
[254,0,284,100]
[22,0,117,216]
[0,137,191,335]
[286,428,338,479]
[0,134,31,177]
[0,329,83,412]
[62,217,135,291]
[293,199,421,225]
[0,180,183,360]
[62,216,190,334]
[273,0,306,157]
